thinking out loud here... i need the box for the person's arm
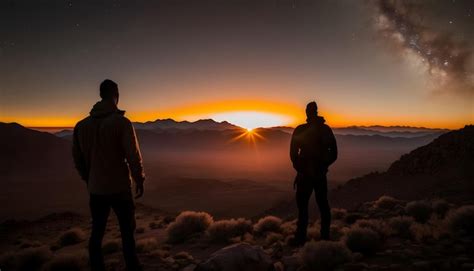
[72,126,88,182]
[325,126,338,166]
[122,119,145,197]
[290,127,300,171]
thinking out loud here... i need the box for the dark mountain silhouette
[133,118,239,131]
[0,123,87,220]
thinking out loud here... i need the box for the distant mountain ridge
[133,118,239,131]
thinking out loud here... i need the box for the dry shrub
[265,233,283,245]
[432,199,450,218]
[344,227,381,255]
[44,253,86,271]
[253,216,282,235]
[281,220,296,236]
[354,219,389,238]
[166,211,213,243]
[207,218,252,242]
[136,238,159,253]
[410,223,434,242]
[374,195,399,210]
[444,205,474,238]
[102,239,120,254]
[58,228,86,247]
[389,216,414,238]
[0,246,53,271]
[331,208,347,220]
[405,201,433,223]
[299,241,352,270]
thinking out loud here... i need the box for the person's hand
[135,183,144,199]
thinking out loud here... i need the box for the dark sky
[0,0,473,128]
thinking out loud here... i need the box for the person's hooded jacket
[72,100,145,195]
[290,116,338,177]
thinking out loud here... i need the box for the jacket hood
[306,115,326,125]
[90,100,125,118]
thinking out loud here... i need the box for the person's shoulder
[293,124,308,134]
[74,116,91,130]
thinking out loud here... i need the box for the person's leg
[295,174,313,245]
[111,192,141,271]
[89,194,111,271]
[314,174,331,240]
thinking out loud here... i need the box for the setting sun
[209,111,292,130]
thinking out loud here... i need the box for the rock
[274,261,284,271]
[195,243,273,271]
[281,254,300,271]
[342,262,369,271]
[413,261,430,270]
[183,264,197,271]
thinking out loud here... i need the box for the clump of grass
[444,205,474,238]
[207,218,252,242]
[432,199,450,218]
[166,211,214,243]
[136,238,159,253]
[299,241,352,270]
[354,219,389,238]
[44,252,86,271]
[253,216,282,235]
[405,201,433,223]
[331,208,347,220]
[344,227,381,255]
[102,239,121,255]
[0,246,53,271]
[58,228,86,247]
[265,233,283,246]
[374,195,399,210]
[389,216,414,238]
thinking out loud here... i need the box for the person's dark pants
[295,172,331,243]
[89,192,141,271]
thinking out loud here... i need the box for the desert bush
[344,227,381,255]
[207,218,252,242]
[432,199,450,218]
[410,223,434,242]
[374,195,399,210]
[331,208,347,220]
[253,216,282,235]
[136,238,159,253]
[265,233,283,245]
[389,216,414,238]
[166,211,213,243]
[444,205,474,238]
[354,219,389,238]
[281,220,296,236]
[0,246,53,271]
[405,201,433,223]
[58,228,86,247]
[299,241,352,270]
[44,253,86,271]
[102,239,120,254]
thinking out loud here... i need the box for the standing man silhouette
[290,101,337,246]
[73,79,145,271]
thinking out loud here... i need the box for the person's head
[100,79,119,105]
[305,101,318,118]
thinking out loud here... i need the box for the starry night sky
[0,0,473,128]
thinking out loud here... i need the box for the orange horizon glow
[1,99,470,130]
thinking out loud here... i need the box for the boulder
[195,243,274,271]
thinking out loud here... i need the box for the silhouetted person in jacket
[290,101,337,245]
[73,79,145,271]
